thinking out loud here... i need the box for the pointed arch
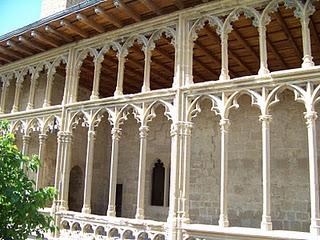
[68,110,90,132]
[189,15,223,42]
[223,7,261,34]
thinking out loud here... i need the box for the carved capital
[259,114,272,123]
[139,126,149,139]
[64,132,73,143]
[183,122,193,136]
[22,135,31,144]
[304,111,317,127]
[219,118,230,132]
[111,127,122,141]
[39,133,48,144]
[88,130,96,141]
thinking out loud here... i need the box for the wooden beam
[115,0,141,22]
[0,54,12,63]
[76,13,104,33]
[94,7,123,28]
[140,0,162,15]
[132,45,173,75]
[204,26,253,75]
[6,40,33,55]
[310,18,320,52]
[60,19,88,38]
[231,27,259,62]
[18,36,46,52]
[174,0,184,9]
[0,45,22,59]
[274,12,302,59]
[160,37,219,80]
[194,41,236,78]
[45,25,73,42]
[31,31,60,48]
[193,55,220,79]
[266,36,288,69]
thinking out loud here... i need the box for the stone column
[301,16,314,68]
[141,49,152,92]
[107,127,121,217]
[26,72,39,110]
[60,132,73,211]
[12,80,23,113]
[218,118,230,227]
[135,126,149,219]
[219,32,230,81]
[305,111,320,235]
[258,25,270,75]
[43,72,55,107]
[36,133,48,190]
[0,79,10,113]
[167,122,183,240]
[114,55,125,96]
[181,122,193,223]
[52,131,64,211]
[260,115,272,231]
[90,57,103,100]
[82,130,96,214]
[21,134,31,170]
[22,134,31,156]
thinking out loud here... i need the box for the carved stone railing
[58,211,166,240]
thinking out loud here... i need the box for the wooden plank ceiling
[1,0,320,97]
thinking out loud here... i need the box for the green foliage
[0,120,56,240]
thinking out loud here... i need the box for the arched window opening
[68,165,84,212]
[150,33,175,90]
[34,67,46,109]
[19,73,31,111]
[123,41,144,94]
[5,77,15,113]
[78,55,94,102]
[192,22,222,82]
[228,14,260,77]
[310,1,320,66]
[100,49,118,98]
[266,4,303,71]
[50,62,67,106]
[151,159,165,206]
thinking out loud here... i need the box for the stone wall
[189,91,313,232]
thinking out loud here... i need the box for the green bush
[0,120,56,240]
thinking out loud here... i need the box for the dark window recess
[116,184,123,217]
[151,159,165,206]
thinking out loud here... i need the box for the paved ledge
[183,224,315,240]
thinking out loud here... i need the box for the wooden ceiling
[1,1,320,98]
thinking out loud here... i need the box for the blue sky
[0,0,41,36]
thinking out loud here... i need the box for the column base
[181,217,190,224]
[310,219,320,235]
[58,201,68,212]
[26,104,33,111]
[81,206,91,214]
[90,95,99,100]
[302,56,314,69]
[258,67,270,76]
[114,89,123,97]
[141,86,150,93]
[218,214,229,227]
[261,217,272,231]
[135,208,144,219]
[42,102,50,108]
[219,73,230,81]
[107,209,116,217]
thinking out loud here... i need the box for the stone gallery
[0,0,319,239]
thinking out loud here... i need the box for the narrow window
[151,159,165,206]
